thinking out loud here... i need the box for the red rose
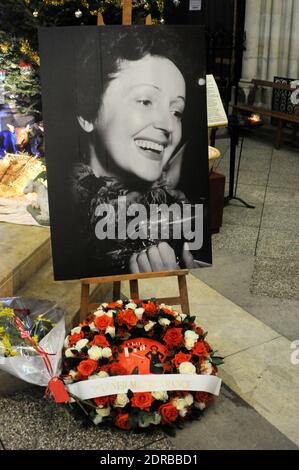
[69,331,84,347]
[131,392,153,410]
[196,326,205,336]
[99,364,110,374]
[142,301,157,316]
[204,340,212,352]
[159,403,179,423]
[163,362,174,373]
[173,351,192,368]
[192,341,209,357]
[77,359,98,377]
[195,392,213,405]
[117,309,137,329]
[115,413,131,430]
[94,315,113,331]
[163,328,183,348]
[94,396,110,407]
[109,362,128,376]
[90,334,110,348]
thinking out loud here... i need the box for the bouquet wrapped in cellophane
[0,297,65,386]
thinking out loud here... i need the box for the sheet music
[206,74,228,127]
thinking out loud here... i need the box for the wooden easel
[80,0,190,321]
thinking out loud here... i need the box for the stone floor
[200,130,299,340]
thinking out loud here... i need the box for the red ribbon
[14,316,55,377]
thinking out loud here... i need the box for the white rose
[88,345,102,361]
[93,414,103,425]
[179,361,196,375]
[64,369,77,384]
[195,402,206,410]
[63,336,70,348]
[144,321,156,332]
[101,303,108,308]
[75,338,89,350]
[200,361,213,375]
[102,347,112,358]
[89,322,99,332]
[106,310,115,318]
[97,371,109,378]
[113,394,129,408]
[135,307,144,320]
[94,309,104,317]
[175,313,187,322]
[96,406,111,417]
[158,318,171,326]
[65,348,76,358]
[150,413,162,425]
[185,338,196,350]
[138,419,151,428]
[184,393,194,407]
[105,326,115,338]
[152,391,168,402]
[116,300,123,305]
[179,408,188,417]
[172,398,186,410]
[184,330,199,341]
[71,326,81,335]
[126,302,137,310]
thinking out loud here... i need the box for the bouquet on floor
[62,299,223,433]
[0,297,65,386]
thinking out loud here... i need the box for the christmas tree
[0,0,180,119]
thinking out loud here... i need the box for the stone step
[0,258,113,396]
[0,222,51,297]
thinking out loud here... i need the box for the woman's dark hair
[76,26,201,125]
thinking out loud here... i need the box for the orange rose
[117,309,137,329]
[94,315,113,331]
[192,341,209,357]
[142,301,157,316]
[159,403,179,423]
[161,307,175,316]
[173,351,192,368]
[131,392,153,410]
[69,331,84,346]
[163,328,183,348]
[115,413,131,430]
[90,334,110,348]
[77,359,98,377]
[107,301,122,309]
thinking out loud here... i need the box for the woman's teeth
[135,139,164,154]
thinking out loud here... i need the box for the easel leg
[178,275,190,315]
[130,279,139,301]
[113,281,121,301]
[80,283,90,322]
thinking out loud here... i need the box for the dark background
[39,25,211,280]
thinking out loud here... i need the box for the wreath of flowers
[62,299,223,433]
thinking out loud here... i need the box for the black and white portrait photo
[39,25,211,280]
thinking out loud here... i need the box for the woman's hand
[129,241,196,273]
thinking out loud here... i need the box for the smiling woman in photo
[69,26,208,276]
